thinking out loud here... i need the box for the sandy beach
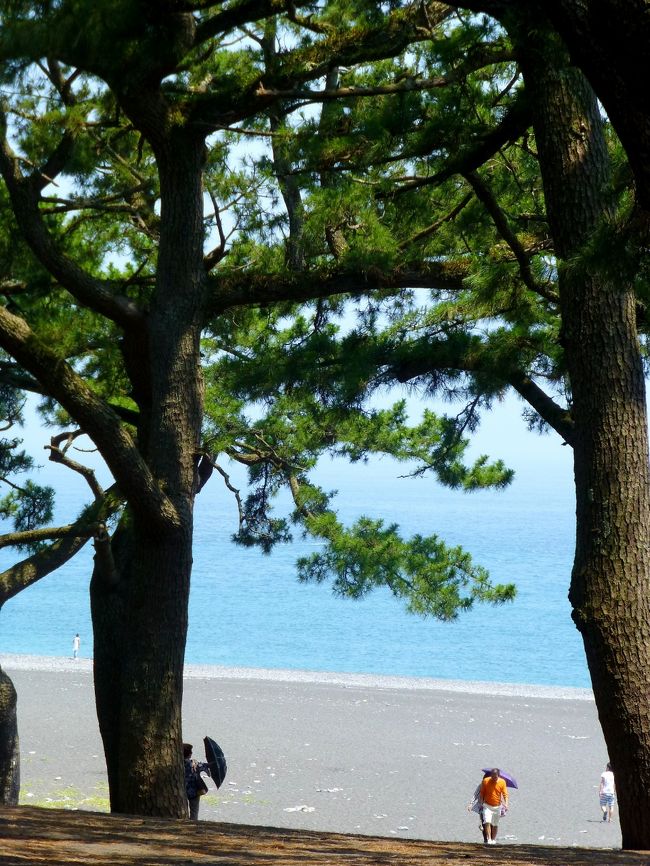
[2,655,621,850]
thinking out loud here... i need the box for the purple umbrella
[481,768,518,789]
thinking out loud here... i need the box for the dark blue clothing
[184,757,210,799]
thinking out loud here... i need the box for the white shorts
[481,803,502,826]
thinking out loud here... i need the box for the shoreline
[0,653,594,701]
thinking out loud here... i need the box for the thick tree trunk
[568,277,650,852]
[521,30,650,849]
[448,0,650,209]
[0,665,19,805]
[91,129,207,818]
[93,526,192,816]
[543,0,650,212]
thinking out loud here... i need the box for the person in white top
[72,633,80,659]
[599,762,616,822]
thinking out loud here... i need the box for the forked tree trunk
[521,28,650,849]
[0,665,19,805]
[90,520,195,816]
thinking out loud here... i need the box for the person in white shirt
[599,762,616,822]
[72,633,80,659]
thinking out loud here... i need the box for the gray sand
[2,655,621,849]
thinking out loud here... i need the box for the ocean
[0,414,590,690]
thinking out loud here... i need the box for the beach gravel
[3,655,622,850]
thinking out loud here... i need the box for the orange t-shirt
[480,776,508,807]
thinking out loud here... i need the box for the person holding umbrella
[183,743,211,820]
[478,768,509,845]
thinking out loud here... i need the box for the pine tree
[0,4,649,847]
[0,0,479,818]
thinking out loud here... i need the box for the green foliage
[204,284,516,609]
[0,478,54,534]
[0,2,639,627]
[0,387,54,549]
[297,516,515,620]
[195,9,595,620]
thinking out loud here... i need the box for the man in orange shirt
[479,768,508,844]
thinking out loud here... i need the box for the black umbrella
[204,735,227,789]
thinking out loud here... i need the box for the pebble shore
[2,654,620,849]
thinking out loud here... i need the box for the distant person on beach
[599,762,616,822]
[183,742,211,820]
[478,768,508,845]
[72,634,80,659]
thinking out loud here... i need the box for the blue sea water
[0,415,589,689]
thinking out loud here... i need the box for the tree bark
[520,28,650,850]
[542,0,650,212]
[0,665,19,806]
[90,127,207,818]
[90,519,131,811]
[441,0,650,211]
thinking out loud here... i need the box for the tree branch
[0,363,45,396]
[385,90,532,196]
[0,485,123,603]
[195,0,292,43]
[46,430,105,501]
[398,193,474,251]
[464,170,558,302]
[384,335,574,445]
[508,371,574,445]
[254,75,451,104]
[0,531,92,604]
[204,262,470,317]
[0,110,144,331]
[0,523,94,550]
[213,460,245,532]
[0,306,179,531]
[188,2,453,127]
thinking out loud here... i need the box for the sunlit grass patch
[20,784,110,812]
